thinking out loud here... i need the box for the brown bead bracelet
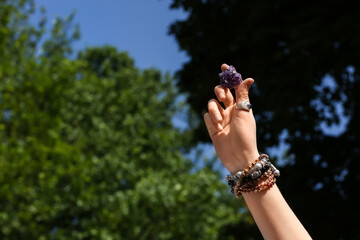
[225,154,280,197]
[234,168,276,198]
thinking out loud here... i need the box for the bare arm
[203,64,312,240]
[243,185,311,239]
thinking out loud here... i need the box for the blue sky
[29,1,351,180]
[33,0,189,74]
[30,1,218,166]
[31,1,349,172]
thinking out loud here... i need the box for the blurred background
[0,0,359,239]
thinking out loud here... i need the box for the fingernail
[217,123,223,131]
[216,114,222,122]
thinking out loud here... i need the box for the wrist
[229,150,260,174]
[225,153,280,198]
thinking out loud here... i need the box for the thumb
[234,78,254,104]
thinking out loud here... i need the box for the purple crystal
[219,65,243,89]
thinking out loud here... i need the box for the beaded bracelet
[225,154,280,197]
[225,154,270,191]
[234,169,276,198]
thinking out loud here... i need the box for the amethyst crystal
[219,65,243,89]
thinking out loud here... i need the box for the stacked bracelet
[225,154,280,198]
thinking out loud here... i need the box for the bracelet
[225,154,280,197]
[234,168,276,198]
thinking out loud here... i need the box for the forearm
[206,63,311,239]
[243,184,312,240]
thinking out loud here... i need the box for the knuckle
[239,92,249,100]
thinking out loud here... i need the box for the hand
[204,64,259,174]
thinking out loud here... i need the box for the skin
[204,64,312,240]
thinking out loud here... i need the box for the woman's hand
[205,64,313,239]
[204,64,258,174]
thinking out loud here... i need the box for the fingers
[221,63,229,71]
[207,99,224,131]
[214,85,234,108]
[234,78,254,104]
[220,63,254,104]
[204,112,218,137]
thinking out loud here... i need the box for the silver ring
[235,100,252,111]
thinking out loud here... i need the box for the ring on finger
[236,100,252,111]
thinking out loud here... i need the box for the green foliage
[0,0,256,239]
[170,0,360,239]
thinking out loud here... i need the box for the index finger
[221,63,229,71]
[214,85,234,109]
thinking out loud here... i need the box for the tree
[0,0,257,239]
[169,0,360,239]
